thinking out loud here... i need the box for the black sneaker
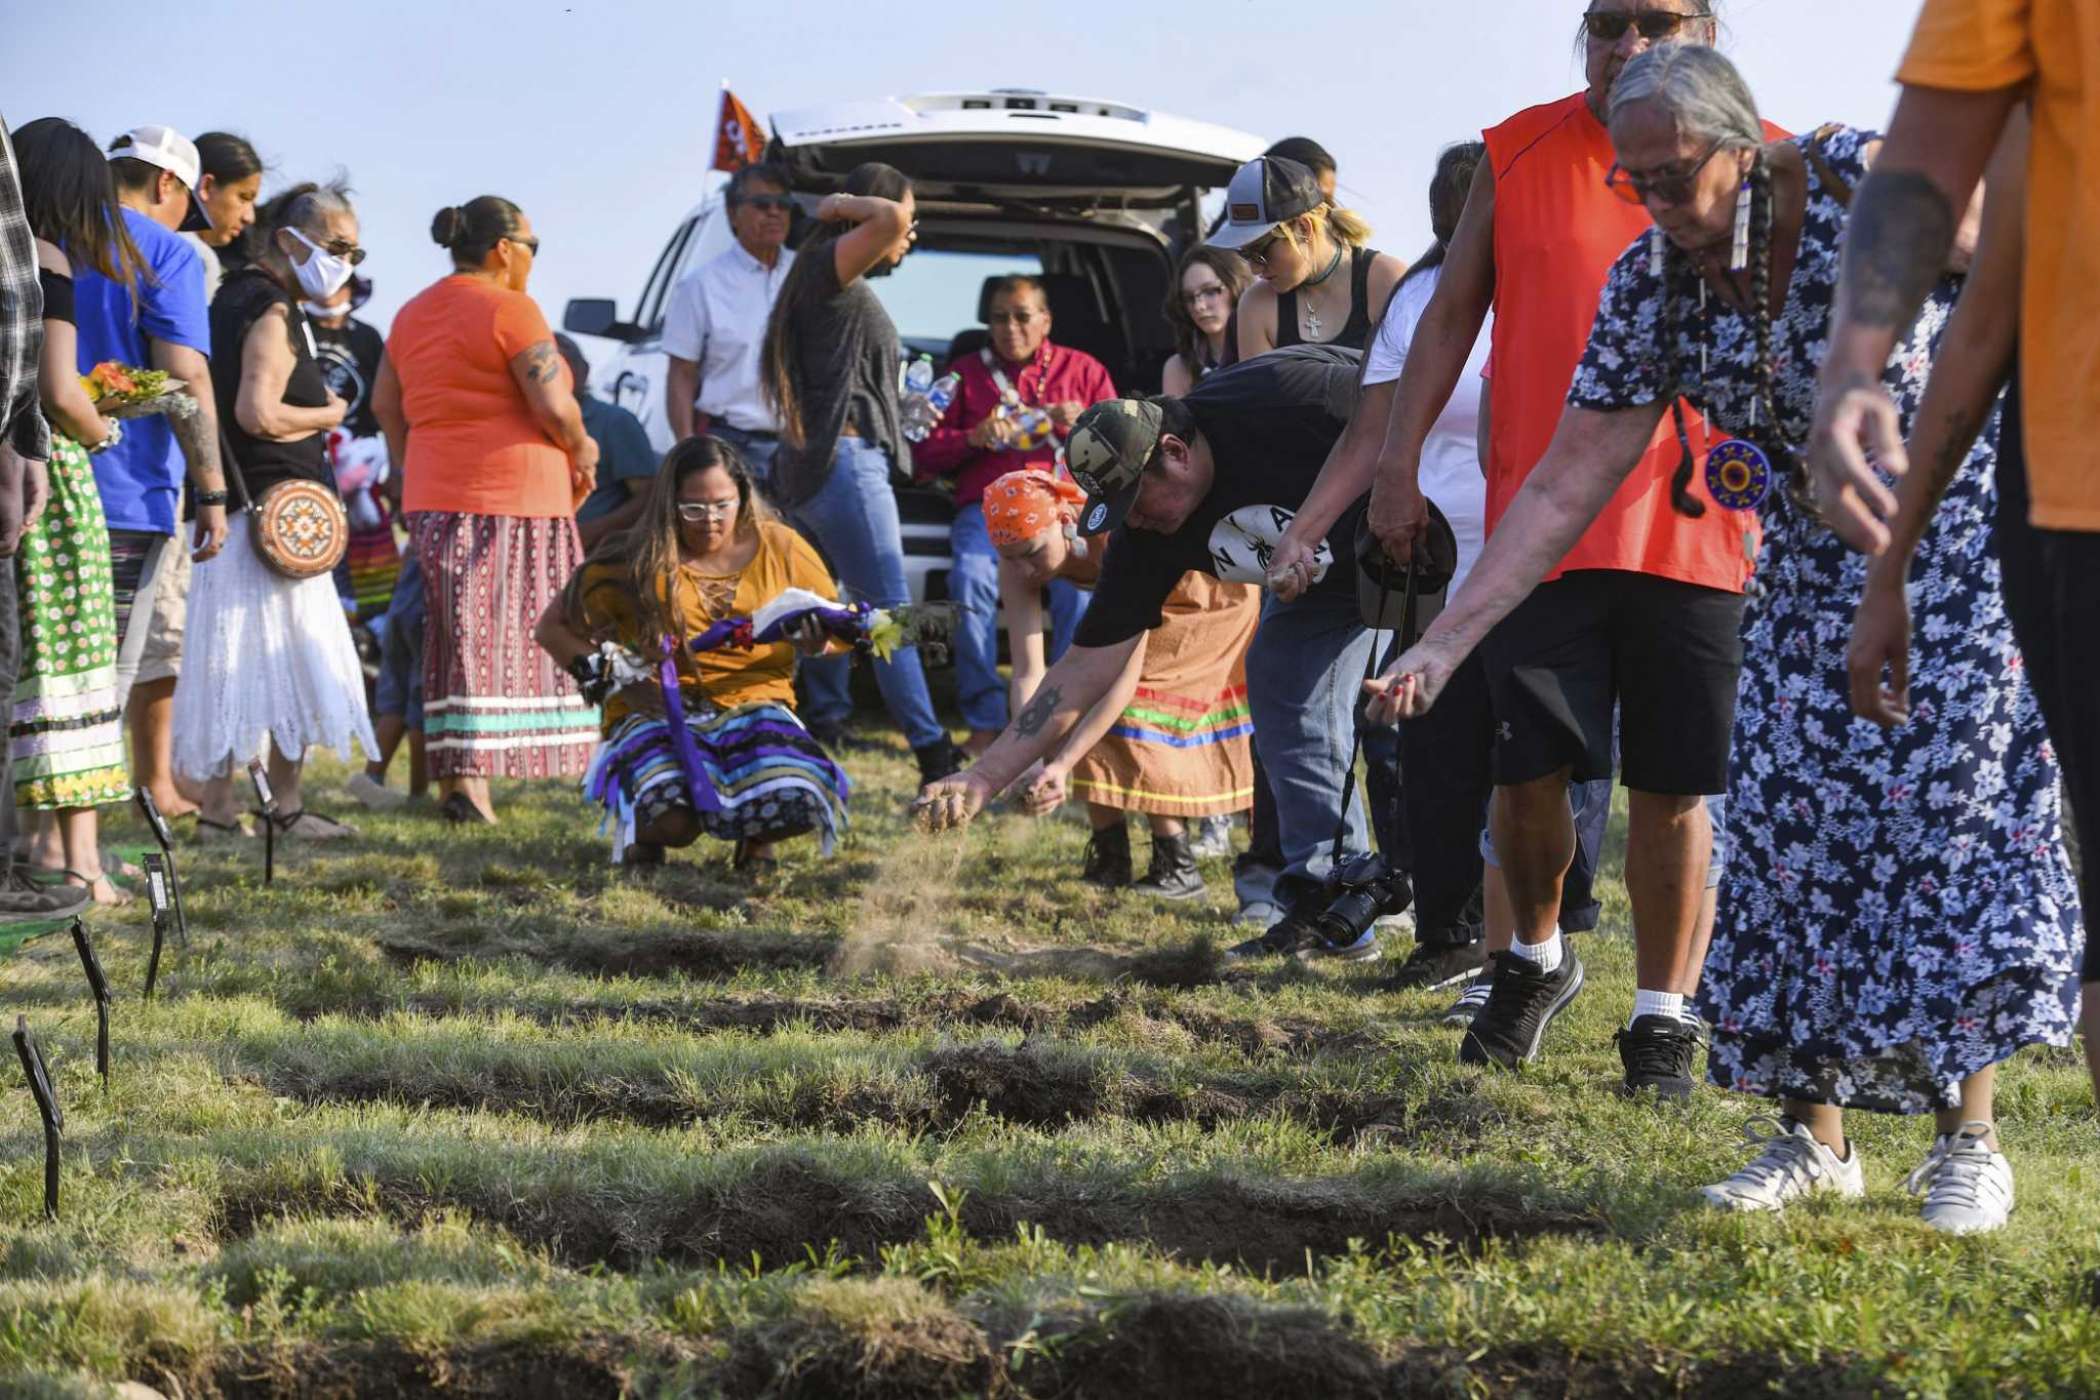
[1082,825,1132,889]
[1224,907,1381,963]
[1458,947,1585,1069]
[913,736,965,784]
[0,870,90,922]
[1615,1014,1699,1102]
[1131,831,1205,901]
[1388,935,1488,991]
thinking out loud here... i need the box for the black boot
[1082,823,1133,888]
[913,736,965,784]
[1131,829,1206,901]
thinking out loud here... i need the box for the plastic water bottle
[902,354,934,398]
[903,363,962,444]
[925,371,959,420]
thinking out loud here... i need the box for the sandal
[269,809,358,841]
[193,815,253,842]
[439,792,496,826]
[731,839,780,875]
[35,868,132,907]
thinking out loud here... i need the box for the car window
[868,250,1044,344]
[635,217,698,334]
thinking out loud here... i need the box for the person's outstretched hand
[1808,377,1905,553]
[1846,573,1913,728]
[1264,528,1322,602]
[1017,763,1068,816]
[912,770,995,833]
[1362,640,1457,726]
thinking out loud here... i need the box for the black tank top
[1275,246,1378,352]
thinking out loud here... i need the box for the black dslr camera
[1312,852,1415,948]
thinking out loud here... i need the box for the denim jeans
[949,502,1085,733]
[709,425,781,495]
[1245,587,1372,911]
[787,437,946,750]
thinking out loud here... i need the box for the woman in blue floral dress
[1370,46,2078,1236]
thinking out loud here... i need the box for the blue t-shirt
[575,393,661,523]
[72,209,209,535]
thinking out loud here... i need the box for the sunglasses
[1583,7,1710,41]
[1605,138,1726,206]
[1183,284,1229,308]
[504,234,541,256]
[1241,228,1290,271]
[676,500,738,522]
[735,194,794,212]
[987,309,1042,327]
[289,229,367,266]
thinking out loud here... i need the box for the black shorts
[1994,376,2099,978]
[1481,569,1743,796]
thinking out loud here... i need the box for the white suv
[563,88,1261,607]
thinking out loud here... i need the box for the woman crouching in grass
[536,435,848,873]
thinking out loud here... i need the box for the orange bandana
[983,469,1086,549]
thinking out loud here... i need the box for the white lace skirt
[172,512,378,783]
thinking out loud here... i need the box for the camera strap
[1328,554,1417,867]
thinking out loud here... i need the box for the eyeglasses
[676,500,738,522]
[987,310,1041,327]
[1182,284,1229,308]
[1605,139,1727,206]
[735,194,794,213]
[504,234,541,256]
[1241,228,1288,271]
[1583,7,1711,42]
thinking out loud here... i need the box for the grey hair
[279,183,354,237]
[1607,43,1763,151]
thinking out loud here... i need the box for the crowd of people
[0,0,2090,1237]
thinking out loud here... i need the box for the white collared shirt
[660,240,794,433]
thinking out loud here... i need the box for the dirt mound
[1019,1294,1384,1400]
[204,1335,674,1399]
[378,927,837,979]
[721,1279,1007,1399]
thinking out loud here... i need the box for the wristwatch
[195,489,230,507]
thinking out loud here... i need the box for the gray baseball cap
[1209,155,1324,251]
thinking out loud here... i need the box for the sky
[6,0,1925,364]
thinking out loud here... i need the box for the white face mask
[286,228,355,301]
[301,299,348,321]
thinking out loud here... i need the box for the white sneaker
[1699,1116,1865,1213]
[345,772,407,811]
[1442,973,1493,1026]
[1906,1122,2014,1235]
[1189,815,1236,859]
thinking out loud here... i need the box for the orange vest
[1483,93,1769,593]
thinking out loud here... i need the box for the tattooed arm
[1848,112,2029,728]
[509,337,596,468]
[1810,85,2022,553]
[913,634,1144,832]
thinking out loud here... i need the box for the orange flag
[712,88,766,172]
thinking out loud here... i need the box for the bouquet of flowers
[79,361,197,421]
[689,588,962,664]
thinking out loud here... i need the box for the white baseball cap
[109,125,213,232]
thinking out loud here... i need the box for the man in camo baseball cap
[1066,398,1164,536]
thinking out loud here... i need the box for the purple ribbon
[688,601,877,655]
[656,639,724,813]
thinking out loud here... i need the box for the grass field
[0,733,2096,1398]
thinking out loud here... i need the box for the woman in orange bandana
[984,470,1258,900]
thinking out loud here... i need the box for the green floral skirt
[11,435,127,810]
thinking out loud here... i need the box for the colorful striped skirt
[11,436,127,810]
[1069,572,1258,818]
[409,510,598,780]
[582,702,849,862]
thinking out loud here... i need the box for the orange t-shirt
[1483,93,1770,592]
[388,275,575,519]
[1899,0,2100,532]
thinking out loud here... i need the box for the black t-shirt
[208,268,333,497]
[1073,343,1364,648]
[769,242,908,508]
[310,315,385,438]
[38,269,74,325]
